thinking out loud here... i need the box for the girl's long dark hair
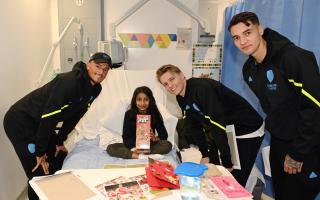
[129,86,164,123]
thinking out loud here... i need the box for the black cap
[89,52,113,68]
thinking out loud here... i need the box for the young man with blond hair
[156,64,264,187]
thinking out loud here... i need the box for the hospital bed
[62,69,180,169]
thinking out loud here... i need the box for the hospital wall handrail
[36,16,80,87]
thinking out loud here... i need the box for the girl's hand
[132,148,149,155]
[131,149,139,159]
[153,136,160,142]
[32,154,49,175]
[132,148,143,154]
[150,129,160,142]
[150,128,156,141]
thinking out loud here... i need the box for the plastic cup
[175,162,208,200]
[179,175,201,200]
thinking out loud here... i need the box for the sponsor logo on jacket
[266,69,277,91]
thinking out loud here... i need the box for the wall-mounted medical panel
[58,0,103,72]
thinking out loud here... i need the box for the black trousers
[231,136,264,187]
[208,136,263,187]
[3,112,67,200]
[270,137,320,200]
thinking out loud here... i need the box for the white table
[30,166,234,200]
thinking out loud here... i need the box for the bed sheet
[62,136,180,170]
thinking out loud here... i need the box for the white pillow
[100,99,129,135]
[157,103,178,146]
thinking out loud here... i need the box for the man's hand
[284,154,303,174]
[32,154,49,175]
[200,157,210,164]
[55,145,68,157]
[226,167,234,172]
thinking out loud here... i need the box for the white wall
[105,0,201,78]
[0,1,52,199]
[199,0,219,34]
[214,0,238,44]
[104,0,204,117]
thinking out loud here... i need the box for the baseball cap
[89,52,113,68]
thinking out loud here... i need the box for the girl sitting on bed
[107,86,172,159]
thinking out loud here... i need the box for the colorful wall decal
[118,33,176,48]
[153,34,171,48]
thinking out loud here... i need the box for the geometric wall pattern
[118,33,177,48]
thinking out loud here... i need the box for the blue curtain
[221,0,320,198]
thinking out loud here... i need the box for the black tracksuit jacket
[5,61,101,157]
[176,78,263,167]
[243,28,320,161]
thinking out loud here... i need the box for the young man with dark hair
[229,11,320,200]
[3,52,113,200]
[156,64,264,187]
